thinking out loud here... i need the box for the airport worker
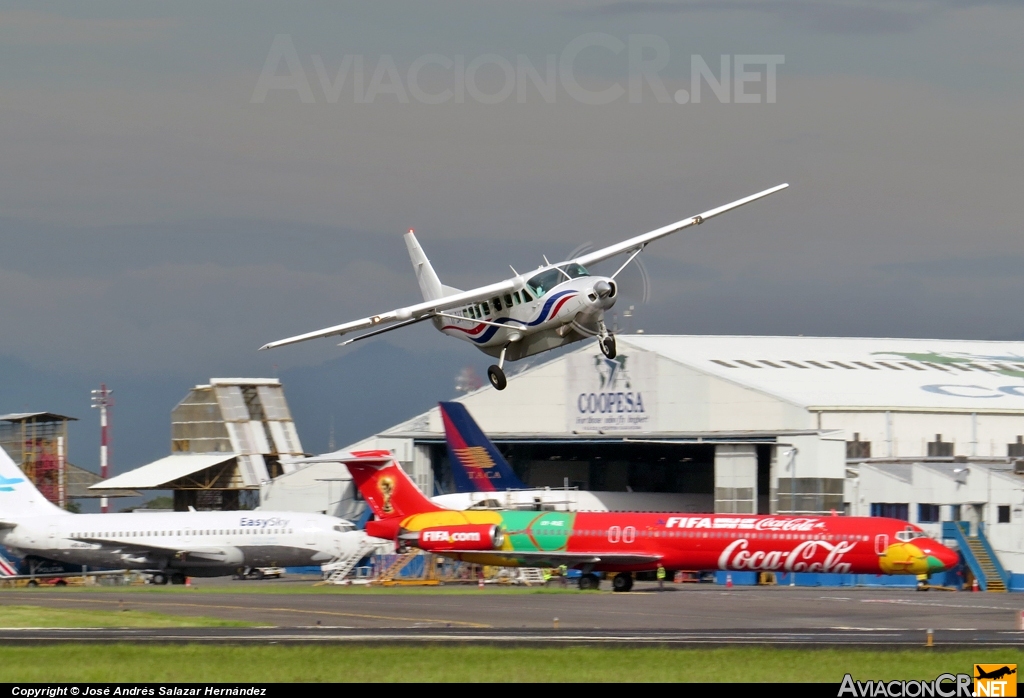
[559,564,568,587]
[657,565,666,590]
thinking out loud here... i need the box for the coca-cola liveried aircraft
[337,450,959,591]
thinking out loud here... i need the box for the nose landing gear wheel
[600,335,616,359]
[612,572,633,592]
[487,365,507,390]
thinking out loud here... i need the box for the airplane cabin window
[481,301,490,315]
[504,293,513,307]
[521,288,533,302]
[493,297,502,311]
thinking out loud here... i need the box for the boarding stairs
[320,539,379,585]
[942,521,1008,592]
[375,551,422,584]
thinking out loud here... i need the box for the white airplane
[261,184,789,389]
[0,448,370,584]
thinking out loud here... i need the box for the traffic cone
[726,573,733,588]
[185,577,191,588]
[972,578,979,592]
[478,576,484,589]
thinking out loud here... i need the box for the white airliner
[0,448,369,584]
[261,184,789,389]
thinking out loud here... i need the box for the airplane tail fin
[440,402,527,492]
[336,450,444,520]
[0,445,67,517]
[403,230,461,301]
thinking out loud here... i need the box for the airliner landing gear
[150,573,169,585]
[488,344,510,391]
[578,573,601,590]
[612,572,633,592]
[171,573,186,585]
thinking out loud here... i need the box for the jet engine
[403,524,504,552]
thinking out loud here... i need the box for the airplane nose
[922,540,960,572]
[593,280,612,298]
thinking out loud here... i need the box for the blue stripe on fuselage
[467,290,576,344]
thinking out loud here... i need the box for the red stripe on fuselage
[550,294,576,317]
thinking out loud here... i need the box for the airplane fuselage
[392,509,958,576]
[435,267,615,360]
[0,510,364,577]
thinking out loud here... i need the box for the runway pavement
[4,582,1024,642]
[0,626,1022,647]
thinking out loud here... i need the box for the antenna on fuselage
[542,255,551,266]
[509,265,518,276]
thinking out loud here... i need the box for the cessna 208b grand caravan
[0,447,368,584]
[261,184,789,390]
[336,450,959,591]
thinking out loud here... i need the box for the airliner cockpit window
[895,527,927,542]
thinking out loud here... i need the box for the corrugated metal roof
[623,335,1024,412]
[0,412,78,422]
[91,453,237,490]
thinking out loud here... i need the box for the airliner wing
[73,538,235,562]
[448,550,662,567]
[259,279,517,351]
[571,183,788,268]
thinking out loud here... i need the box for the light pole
[90,385,113,513]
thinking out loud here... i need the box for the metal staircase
[519,568,547,586]
[942,521,1008,592]
[319,539,378,585]
[375,551,422,585]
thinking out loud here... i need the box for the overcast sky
[2,1,1023,473]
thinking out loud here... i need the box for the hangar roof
[93,453,237,490]
[623,335,1024,413]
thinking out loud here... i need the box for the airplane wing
[260,279,518,351]
[571,183,789,268]
[73,538,237,563]
[445,550,662,567]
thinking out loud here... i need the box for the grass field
[0,645,1020,682]
[0,605,256,628]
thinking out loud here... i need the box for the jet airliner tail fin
[440,402,527,492]
[336,450,445,520]
[0,445,67,517]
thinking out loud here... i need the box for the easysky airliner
[261,184,789,390]
[0,447,368,584]
[337,450,959,591]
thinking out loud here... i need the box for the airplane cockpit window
[559,263,590,279]
[895,527,927,542]
[520,288,532,302]
[526,268,565,298]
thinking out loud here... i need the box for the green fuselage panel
[500,511,577,552]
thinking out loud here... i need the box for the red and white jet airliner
[337,450,959,591]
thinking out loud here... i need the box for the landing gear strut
[578,573,601,590]
[488,344,509,391]
[612,572,633,592]
[597,319,616,359]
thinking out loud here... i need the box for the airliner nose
[923,540,960,572]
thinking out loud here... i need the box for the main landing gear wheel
[612,572,633,592]
[600,335,616,359]
[151,573,169,585]
[578,573,601,590]
[171,573,186,585]
[487,365,507,391]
